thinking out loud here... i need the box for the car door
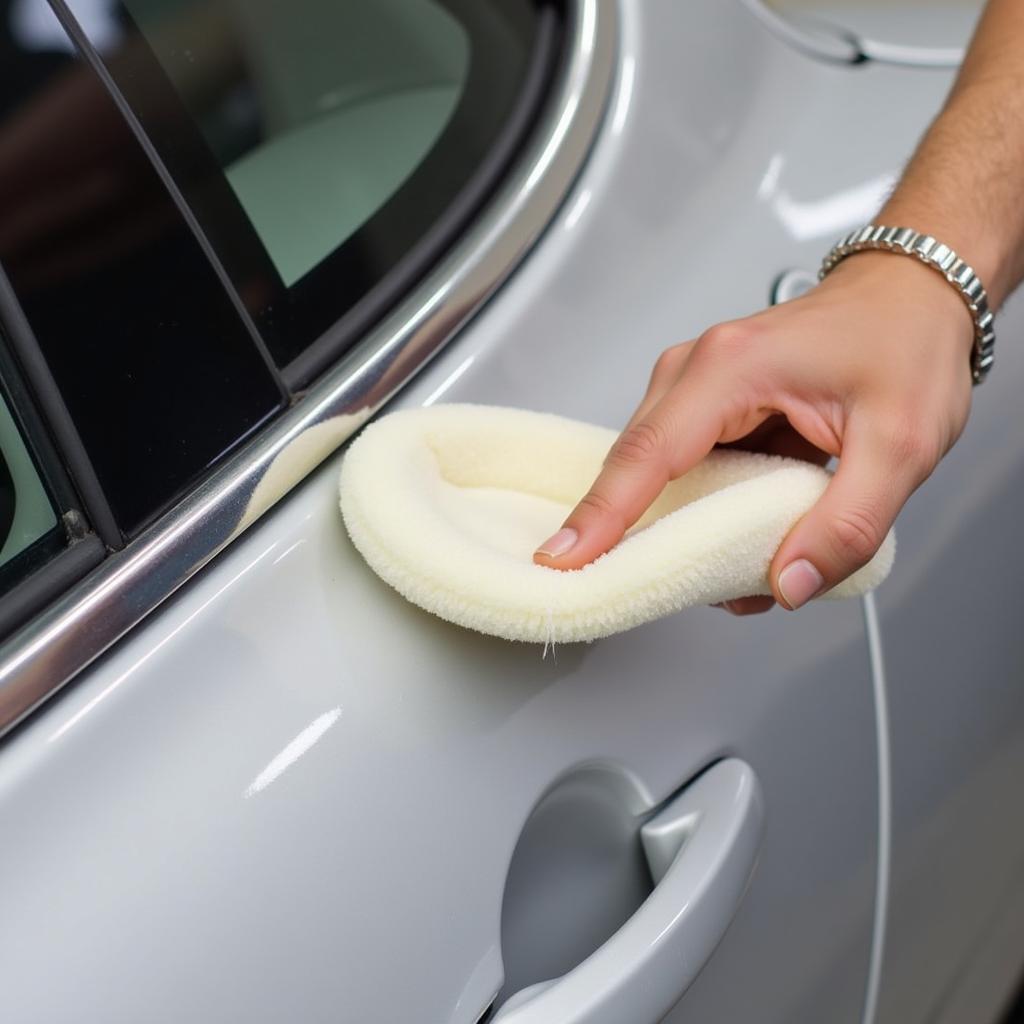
[8,0,1021,1021]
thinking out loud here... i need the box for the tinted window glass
[0,382,57,568]
[130,0,472,290]
[0,330,76,603]
[62,0,550,372]
[0,0,283,535]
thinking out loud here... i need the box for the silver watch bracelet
[819,224,995,385]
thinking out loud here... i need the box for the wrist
[817,250,976,360]
[875,202,1007,310]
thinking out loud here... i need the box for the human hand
[533,252,975,613]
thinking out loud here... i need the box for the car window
[0,327,96,622]
[61,0,553,378]
[0,0,285,536]
[126,0,471,290]
[0,385,57,569]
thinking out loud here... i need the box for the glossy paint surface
[0,2,1022,1023]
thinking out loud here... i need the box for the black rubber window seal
[0,533,105,642]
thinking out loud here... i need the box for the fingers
[535,327,769,570]
[534,380,724,569]
[770,417,930,609]
[530,270,962,610]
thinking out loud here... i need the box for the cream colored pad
[339,404,894,643]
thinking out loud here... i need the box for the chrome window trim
[0,0,618,738]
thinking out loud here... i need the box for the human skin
[534,0,1024,614]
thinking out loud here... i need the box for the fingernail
[777,559,824,610]
[536,527,578,559]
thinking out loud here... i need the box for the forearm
[879,0,1024,307]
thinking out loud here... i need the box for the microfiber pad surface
[338,404,895,643]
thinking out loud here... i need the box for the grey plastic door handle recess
[493,759,764,1024]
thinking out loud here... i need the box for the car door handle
[493,759,764,1024]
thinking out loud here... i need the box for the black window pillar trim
[46,0,291,406]
[0,0,618,741]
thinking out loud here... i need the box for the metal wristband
[819,225,995,384]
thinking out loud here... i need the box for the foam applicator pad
[339,404,894,643]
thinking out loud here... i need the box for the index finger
[533,384,723,570]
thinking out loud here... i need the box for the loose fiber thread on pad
[338,404,895,643]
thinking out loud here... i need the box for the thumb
[770,426,917,609]
[534,389,722,570]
